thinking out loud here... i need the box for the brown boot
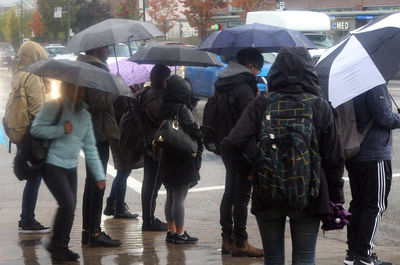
[221,233,233,254]
[231,236,264,257]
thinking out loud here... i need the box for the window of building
[364,5,400,11]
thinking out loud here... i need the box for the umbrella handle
[389,93,400,114]
[113,45,120,75]
[73,85,78,112]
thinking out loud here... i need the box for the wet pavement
[0,68,400,264]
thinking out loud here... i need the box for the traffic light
[211,23,222,31]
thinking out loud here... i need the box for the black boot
[103,198,115,216]
[114,203,139,219]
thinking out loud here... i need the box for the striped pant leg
[347,160,392,256]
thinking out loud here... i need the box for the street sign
[280,2,285,9]
[54,7,62,18]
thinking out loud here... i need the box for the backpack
[119,88,160,163]
[200,89,235,155]
[3,73,32,144]
[255,92,321,210]
[14,101,64,181]
[335,100,372,159]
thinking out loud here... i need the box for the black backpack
[200,89,235,155]
[119,88,160,163]
[14,101,64,181]
[254,92,321,210]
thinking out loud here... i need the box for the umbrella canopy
[23,59,132,97]
[129,45,223,67]
[66,19,164,53]
[198,23,315,56]
[316,13,400,108]
[109,58,175,86]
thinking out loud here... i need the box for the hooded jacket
[351,84,400,161]
[159,75,203,187]
[214,61,258,122]
[5,41,48,144]
[222,47,345,216]
[77,54,119,142]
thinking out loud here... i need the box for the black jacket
[159,75,203,187]
[222,47,345,216]
[214,61,258,123]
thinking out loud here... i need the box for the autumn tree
[31,10,44,38]
[38,0,78,42]
[116,0,142,20]
[147,0,179,34]
[231,0,275,18]
[74,0,111,34]
[182,0,227,41]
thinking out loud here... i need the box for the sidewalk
[0,144,399,264]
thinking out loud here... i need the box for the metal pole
[20,0,23,45]
[67,0,71,41]
[143,0,145,21]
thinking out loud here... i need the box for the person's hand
[64,121,74,134]
[96,180,106,190]
[248,171,254,181]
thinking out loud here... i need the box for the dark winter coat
[110,96,143,170]
[159,75,203,187]
[77,54,119,142]
[351,84,400,161]
[222,47,345,217]
[214,61,258,123]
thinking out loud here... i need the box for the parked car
[0,42,16,68]
[184,53,276,105]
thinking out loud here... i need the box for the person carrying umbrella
[31,82,106,261]
[77,47,122,247]
[214,48,264,257]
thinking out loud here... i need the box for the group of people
[7,40,396,265]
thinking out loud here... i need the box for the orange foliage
[147,0,179,34]
[181,0,227,41]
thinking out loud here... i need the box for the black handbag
[14,101,64,181]
[153,105,198,157]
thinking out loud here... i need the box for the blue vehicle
[184,53,276,104]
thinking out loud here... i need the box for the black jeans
[43,164,77,249]
[220,154,252,239]
[142,154,163,225]
[82,141,109,233]
[346,160,392,256]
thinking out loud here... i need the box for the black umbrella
[198,23,315,56]
[316,13,400,108]
[128,45,224,67]
[23,59,132,97]
[65,19,165,53]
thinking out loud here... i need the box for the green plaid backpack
[255,92,321,210]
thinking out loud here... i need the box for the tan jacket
[4,41,48,144]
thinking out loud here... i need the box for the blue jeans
[21,175,42,225]
[255,209,320,265]
[109,169,132,206]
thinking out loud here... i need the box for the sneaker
[174,231,198,244]
[354,254,392,265]
[114,203,139,219]
[20,220,51,234]
[81,231,89,245]
[371,253,392,265]
[52,248,80,261]
[344,250,356,265]
[89,232,121,247]
[142,218,168,231]
[103,198,115,216]
[165,232,176,243]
